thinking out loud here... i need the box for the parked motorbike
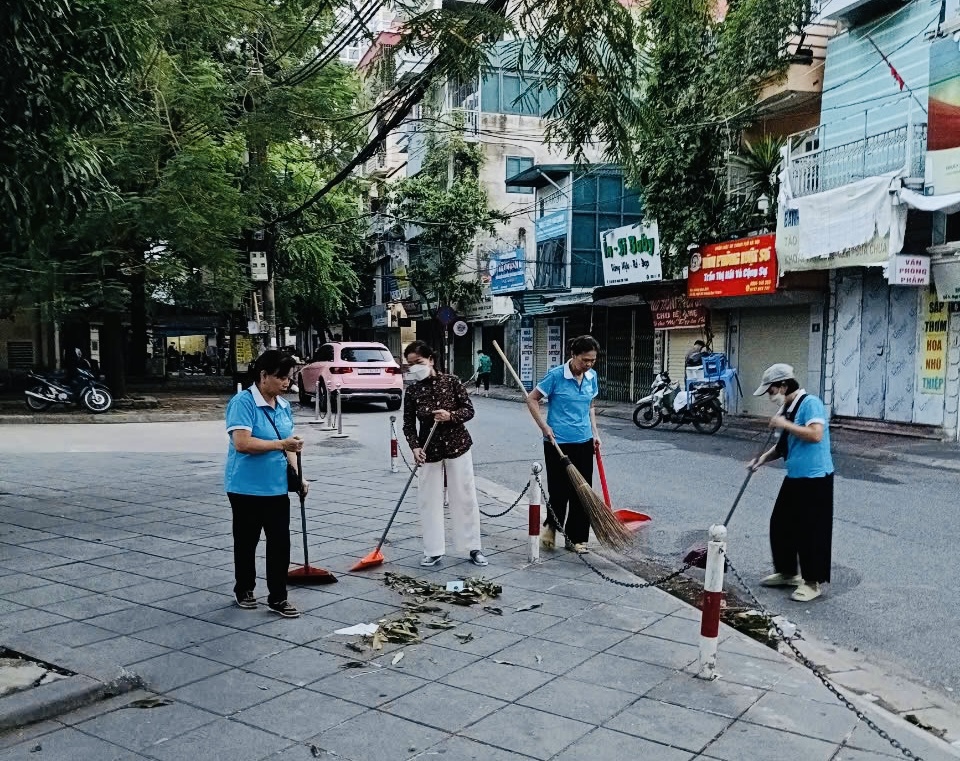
[632,371,723,434]
[24,366,114,414]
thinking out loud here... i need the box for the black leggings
[543,440,594,545]
[770,474,834,584]
[228,492,291,604]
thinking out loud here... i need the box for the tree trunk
[100,312,128,398]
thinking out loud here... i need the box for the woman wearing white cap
[748,363,834,602]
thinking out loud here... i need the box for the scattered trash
[384,572,502,606]
[423,617,457,630]
[445,581,465,592]
[905,714,947,739]
[29,745,41,753]
[340,662,374,669]
[483,606,503,616]
[124,697,173,709]
[308,743,324,758]
[454,632,474,644]
[334,623,379,637]
[372,612,421,651]
[769,615,798,640]
[392,652,404,666]
[493,659,521,666]
[515,603,542,613]
[257,685,269,690]
[402,602,443,613]
[345,642,365,654]
[535,654,542,664]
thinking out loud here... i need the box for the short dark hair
[694,339,706,348]
[404,340,436,361]
[568,335,600,357]
[477,349,484,354]
[783,378,800,394]
[252,350,296,380]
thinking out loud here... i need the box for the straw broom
[492,342,633,552]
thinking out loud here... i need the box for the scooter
[632,371,723,434]
[24,366,114,414]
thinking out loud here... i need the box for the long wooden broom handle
[492,341,567,461]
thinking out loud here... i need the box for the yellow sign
[920,288,947,394]
[235,335,255,367]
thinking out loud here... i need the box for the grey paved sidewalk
[0,419,957,760]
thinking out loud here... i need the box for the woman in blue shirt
[749,363,834,602]
[224,350,306,618]
[526,335,602,554]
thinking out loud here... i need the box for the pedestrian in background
[749,363,834,602]
[525,335,601,554]
[475,349,492,396]
[224,350,305,618]
[402,340,487,568]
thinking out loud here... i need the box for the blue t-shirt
[536,362,598,445]
[784,394,834,479]
[224,386,294,496]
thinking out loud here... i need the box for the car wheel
[298,378,311,407]
[318,381,329,413]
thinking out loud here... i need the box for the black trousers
[476,372,490,391]
[228,492,291,605]
[543,440,594,545]
[770,474,834,584]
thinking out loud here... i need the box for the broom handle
[297,451,309,567]
[722,428,776,526]
[373,420,440,553]
[595,449,612,508]
[491,341,568,461]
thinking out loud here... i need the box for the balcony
[446,107,479,140]
[786,123,927,198]
[755,21,836,118]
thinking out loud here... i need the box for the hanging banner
[490,248,526,294]
[600,221,662,286]
[519,323,534,391]
[926,35,960,196]
[687,234,777,298]
[887,255,930,286]
[920,289,948,394]
[547,325,563,369]
[649,295,706,330]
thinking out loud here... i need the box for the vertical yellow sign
[921,288,948,394]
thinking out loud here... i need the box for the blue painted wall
[819,0,940,150]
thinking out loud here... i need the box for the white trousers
[417,450,482,557]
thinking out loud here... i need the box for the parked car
[298,342,403,411]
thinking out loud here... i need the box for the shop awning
[899,187,960,216]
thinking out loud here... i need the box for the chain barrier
[390,420,417,475]
[480,481,529,518]
[533,474,695,589]
[721,549,924,761]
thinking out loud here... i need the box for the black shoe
[268,600,301,618]
[235,591,257,609]
[469,550,489,567]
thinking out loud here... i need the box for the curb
[0,636,144,731]
[0,411,223,425]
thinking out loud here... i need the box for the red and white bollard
[389,416,399,473]
[528,462,542,564]
[697,524,727,680]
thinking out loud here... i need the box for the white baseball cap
[753,363,795,396]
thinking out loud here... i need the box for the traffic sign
[436,306,457,326]
[452,320,468,337]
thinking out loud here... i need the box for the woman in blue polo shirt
[749,363,834,602]
[224,350,305,618]
[526,335,602,554]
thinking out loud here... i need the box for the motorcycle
[632,371,723,434]
[24,366,114,414]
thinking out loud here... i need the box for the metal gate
[595,307,654,402]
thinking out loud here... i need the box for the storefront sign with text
[649,296,706,330]
[688,234,777,298]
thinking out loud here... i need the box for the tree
[728,134,785,231]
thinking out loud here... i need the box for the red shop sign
[687,234,778,299]
[649,295,706,329]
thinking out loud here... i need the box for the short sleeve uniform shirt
[536,362,598,445]
[224,385,294,496]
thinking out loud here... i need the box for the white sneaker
[760,573,803,587]
[540,526,556,550]
[791,582,822,602]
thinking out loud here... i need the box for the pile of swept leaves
[383,572,502,605]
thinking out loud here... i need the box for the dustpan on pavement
[288,452,337,584]
[595,449,651,531]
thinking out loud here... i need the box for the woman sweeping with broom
[526,335,602,554]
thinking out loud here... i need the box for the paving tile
[466,608,563,637]
[606,632,701,670]
[517,675,637,724]
[305,709,447,761]
[167,669,294,716]
[129,651,231,692]
[108,579,196,604]
[427,625,524,657]
[0,720,65,751]
[0,607,71,633]
[77,700,219,753]
[370,642,481,681]
[553,726,696,761]
[145,717,292,761]
[606,696,735,751]
[576,600,667,633]
[243,646,349,686]
[0,726,132,761]
[380,681,507,732]
[487,638,593,676]
[639,614,705,647]
[710,650,799,691]
[309,666,429,707]
[739,690,859,743]
[251,611,343,645]
[150,589,234,616]
[536,618,632,651]
[462,703,593,761]
[440,658,555,702]
[133,618,237,649]
[0,573,51,595]
[1,582,94,607]
[701,720,838,761]
[184,630,295,667]
[75,634,171,667]
[85,605,186,635]
[566,652,675,695]
[233,690,366,741]
[40,593,134,621]
[646,673,766,719]
[416,735,538,761]
[305,596,403,625]
[33,619,119,647]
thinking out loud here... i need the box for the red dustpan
[596,449,651,530]
[288,452,337,584]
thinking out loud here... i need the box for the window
[339,347,393,363]
[313,344,335,362]
[506,156,534,194]
[480,70,556,116]
[6,341,34,369]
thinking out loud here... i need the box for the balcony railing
[787,123,927,198]
[446,107,479,139]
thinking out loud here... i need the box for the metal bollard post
[390,416,399,473]
[528,463,542,564]
[307,378,325,425]
[324,390,337,431]
[331,392,348,438]
[696,524,727,680]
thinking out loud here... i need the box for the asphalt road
[462,395,959,706]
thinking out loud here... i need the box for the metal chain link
[390,420,417,475]
[721,549,924,761]
[480,481,529,518]
[533,474,694,589]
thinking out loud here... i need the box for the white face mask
[405,363,431,382]
[770,390,786,408]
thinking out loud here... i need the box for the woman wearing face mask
[748,363,834,602]
[526,335,602,554]
[402,340,487,568]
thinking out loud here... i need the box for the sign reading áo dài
[601,221,662,286]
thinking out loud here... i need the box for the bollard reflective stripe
[697,524,727,680]
[700,592,723,638]
[528,462,542,564]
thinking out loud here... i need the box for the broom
[491,341,632,552]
